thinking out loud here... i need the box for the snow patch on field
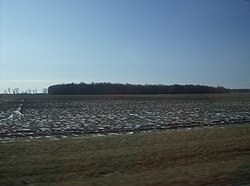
[7,111,24,119]
[0,101,24,122]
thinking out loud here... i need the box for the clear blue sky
[0,0,250,92]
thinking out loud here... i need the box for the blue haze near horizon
[0,0,250,92]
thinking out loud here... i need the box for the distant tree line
[2,88,48,94]
[48,82,229,95]
[230,89,250,93]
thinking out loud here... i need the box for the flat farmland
[1,94,250,185]
[0,93,250,141]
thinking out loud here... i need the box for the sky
[0,0,250,93]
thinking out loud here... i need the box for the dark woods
[48,83,229,95]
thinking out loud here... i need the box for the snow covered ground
[0,97,250,140]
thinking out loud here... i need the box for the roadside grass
[0,125,250,186]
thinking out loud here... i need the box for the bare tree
[42,88,48,94]
[8,88,11,94]
[14,88,19,94]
